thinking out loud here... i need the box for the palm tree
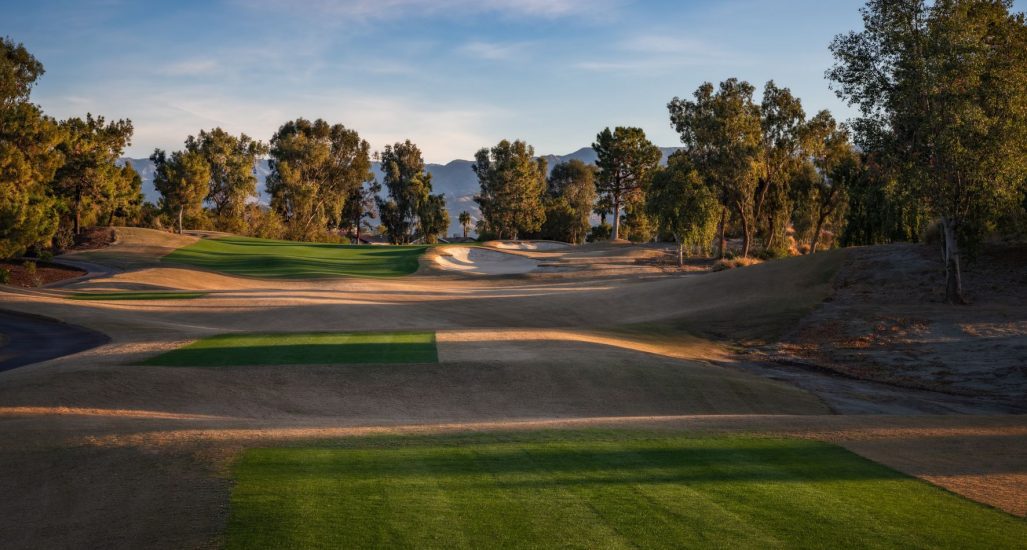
[458,211,472,239]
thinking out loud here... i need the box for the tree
[267,118,372,241]
[473,139,547,239]
[97,163,143,226]
[592,127,662,241]
[0,37,62,258]
[458,211,472,238]
[828,0,1027,302]
[798,111,857,254]
[151,149,209,234]
[669,79,763,258]
[418,193,449,244]
[341,180,380,243]
[185,128,268,232]
[52,113,133,234]
[757,81,807,255]
[377,140,433,244]
[543,159,597,244]
[647,152,721,265]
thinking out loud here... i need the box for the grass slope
[69,291,207,301]
[141,331,437,366]
[228,432,1025,549]
[163,236,426,278]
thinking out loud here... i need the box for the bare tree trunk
[941,217,965,304]
[178,206,184,235]
[612,194,621,241]
[355,218,361,245]
[737,203,752,258]
[810,213,827,254]
[717,207,727,259]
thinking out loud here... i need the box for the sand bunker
[486,240,570,251]
[434,247,539,275]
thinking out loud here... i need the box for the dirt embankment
[767,243,1027,410]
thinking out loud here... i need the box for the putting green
[68,291,207,301]
[227,432,1026,549]
[141,331,438,366]
[162,236,426,278]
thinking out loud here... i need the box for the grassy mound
[163,236,426,279]
[227,432,1026,549]
[69,291,207,300]
[141,331,437,366]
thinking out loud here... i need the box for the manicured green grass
[228,432,1026,549]
[162,236,426,278]
[68,291,207,301]
[141,331,437,366]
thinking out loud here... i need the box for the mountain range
[122,147,681,237]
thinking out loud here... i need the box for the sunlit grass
[227,431,1026,549]
[141,331,438,366]
[163,235,427,278]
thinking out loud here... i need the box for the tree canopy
[592,127,662,241]
[473,139,547,239]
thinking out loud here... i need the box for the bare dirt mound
[61,227,198,270]
[432,246,539,275]
[767,243,1027,409]
[485,240,570,251]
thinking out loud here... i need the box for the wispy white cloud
[239,0,621,20]
[160,58,221,76]
[574,34,741,74]
[458,40,531,61]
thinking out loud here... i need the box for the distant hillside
[122,146,681,237]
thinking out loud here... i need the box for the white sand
[433,247,539,275]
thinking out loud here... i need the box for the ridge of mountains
[122,146,681,236]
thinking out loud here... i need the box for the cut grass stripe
[69,291,207,301]
[163,235,427,279]
[227,431,1027,550]
[141,331,437,366]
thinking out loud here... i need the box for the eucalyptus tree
[341,180,380,243]
[543,159,597,244]
[473,139,547,239]
[377,140,434,244]
[97,163,143,226]
[52,113,133,234]
[185,128,268,232]
[151,149,210,234]
[647,152,720,265]
[592,127,662,241]
[758,81,807,254]
[828,0,1027,302]
[795,112,858,253]
[0,37,62,257]
[417,193,449,244]
[669,79,763,257]
[267,118,373,241]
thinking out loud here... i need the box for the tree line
[2,0,1025,302]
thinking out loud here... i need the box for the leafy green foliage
[267,119,373,242]
[143,331,437,366]
[542,159,596,244]
[648,153,720,263]
[458,210,472,238]
[52,113,133,234]
[829,0,1027,301]
[228,432,1027,549]
[163,235,426,278]
[376,140,439,244]
[593,127,662,241]
[185,128,268,232]
[151,148,210,234]
[0,38,61,258]
[669,80,763,257]
[473,139,547,239]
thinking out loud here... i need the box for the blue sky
[8,0,1023,162]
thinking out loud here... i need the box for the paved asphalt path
[0,309,110,372]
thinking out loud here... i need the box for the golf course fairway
[142,331,439,366]
[227,432,1026,549]
[162,236,427,278]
